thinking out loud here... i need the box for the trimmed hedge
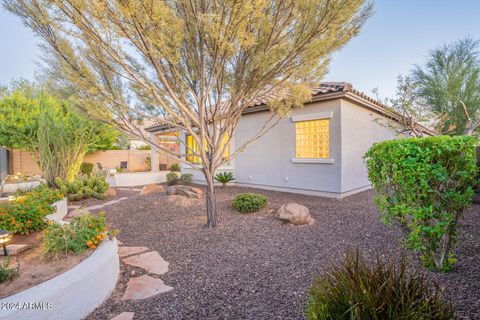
[232,193,267,213]
[364,136,478,271]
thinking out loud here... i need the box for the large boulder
[106,187,117,197]
[167,185,203,199]
[141,184,165,195]
[276,203,313,225]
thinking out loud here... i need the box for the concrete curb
[0,238,119,320]
[45,198,68,224]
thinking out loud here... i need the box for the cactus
[58,174,109,201]
[92,191,107,200]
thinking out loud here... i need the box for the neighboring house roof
[145,82,436,135]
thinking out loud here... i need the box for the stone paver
[86,197,128,211]
[122,251,169,275]
[122,275,173,301]
[0,244,30,256]
[110,312,134,320]
[118,246,150,258]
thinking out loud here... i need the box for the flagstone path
[109,242,174,320]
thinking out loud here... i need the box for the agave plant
[214,172,235,187]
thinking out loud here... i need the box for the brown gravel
[86,185,480,320]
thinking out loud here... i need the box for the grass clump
[232,193,267,213]
[0,257,19,283]
[306,250,453,320]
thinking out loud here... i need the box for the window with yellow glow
[295,119,330,159]
[186,134,230,164]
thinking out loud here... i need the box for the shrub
[0,257,18,283]
[364,136,478,271]
[54,174,109,201]
[306,250,453,320]
[215,172,235,187]
[79,162,94,175]
[232,193,267,213]
[170,163,180,172]
[43,212,118,255]
[180,173,193,185]
[1,185,63,234]
[138,144,151,150]
[166,172,179,186]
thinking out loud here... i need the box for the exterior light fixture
[0,229,12,256]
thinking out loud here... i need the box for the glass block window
[186,134,229,164]
[295,119,330,159]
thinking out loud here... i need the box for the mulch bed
[86,186,480,320]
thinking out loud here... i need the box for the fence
[11,149,177,175]
[0,147,8,182]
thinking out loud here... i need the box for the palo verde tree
[0,82,120,182]
[5,0,373,227]
[412,37,480,137]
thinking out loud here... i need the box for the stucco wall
[233,100,342,195]
[339,99,401,193]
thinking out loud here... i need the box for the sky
[1,0,480,99]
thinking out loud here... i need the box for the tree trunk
[204,172,218,227]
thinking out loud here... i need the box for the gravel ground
[86,185,480,320]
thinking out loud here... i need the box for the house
[146,82,434,198]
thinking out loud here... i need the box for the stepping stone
[86,197,129,210]
[122,275,173,301]
[122,251,169,275]
[67,205,81,209]
[118,246,149,258]
[0,244,30,256]
[110,312,134,320]
[68,208,90,218]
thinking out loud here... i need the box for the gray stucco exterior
[169,96,405,198]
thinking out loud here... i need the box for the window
[295,119,330,159]
[186,134,230,164]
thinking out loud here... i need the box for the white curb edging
[0,238,119,320]
[45,198,68,224]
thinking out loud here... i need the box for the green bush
[180,173,193,185]
[166,172,179,186]
[43,212,117,255]
[232,193,267,213]
[170,163,180,172]
[0,185,63,234]
[306,250,453,320]
[0,257,19,283]
[79,162,94,175]
[138,144,151,150]
[215,172,235,187]
[364,136,478,271]
[54,174,109,201]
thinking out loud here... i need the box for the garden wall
[11,149,152,174]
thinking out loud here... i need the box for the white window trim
[291,158,334,164]
[291,111,333,123]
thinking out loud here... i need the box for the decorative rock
[167,185,203,199]
[276,203,314,225]
[68,208,90,218]
[164,195,197,207]
[110,312,134,320]
[118,246,150,258]
[106,187,118,197]
[0,244,30,256]
[141,184,165,195]
[122,251,169,275]
[121,275,173,301]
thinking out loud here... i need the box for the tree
[412,37,480,137]
[5,0,373,227]
[0,82,120,181]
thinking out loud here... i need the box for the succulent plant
[55,174,109,201]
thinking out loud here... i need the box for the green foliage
[0,82,121,182]
[412,38,480,136]
[364,136,478,271]
[215,172,235,187]
[232,193,267,213]
[0,185,63,234]
[180,173,193,185]
[80,162,94,175]
[305,250,453,320]
[43,212,116,255]
[137,144,151,150]
[169,163,180,172]
[0,257,19,283]
[166,172,179,186]
[54,174,109,202]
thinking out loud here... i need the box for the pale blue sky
[1,0,479,98]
